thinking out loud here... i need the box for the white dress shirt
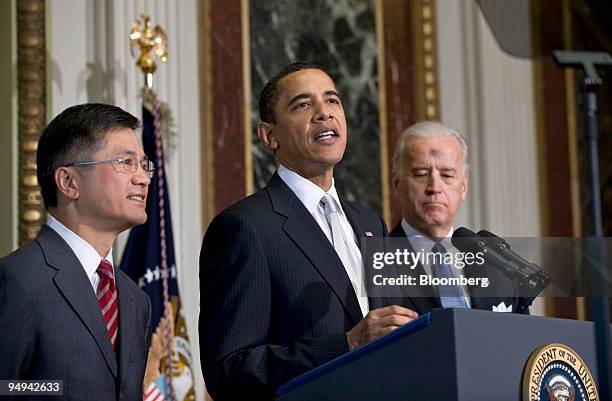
[47,214,114,293]
[278,165,369,316]
[400,219,472,307]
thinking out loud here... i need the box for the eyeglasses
[65,157,155,178]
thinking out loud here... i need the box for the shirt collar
[400,219,454,251]
[277,164,344,216]
[47,214,114,281]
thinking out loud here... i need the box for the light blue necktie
[432,242,469,309]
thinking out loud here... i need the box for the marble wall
[249,0,382,212]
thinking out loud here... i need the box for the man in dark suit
[199,62,417,400]
[0,104,153,401]
[390,121,523,315]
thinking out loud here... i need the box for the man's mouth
[314,129,338,142]
[127,194,146,201]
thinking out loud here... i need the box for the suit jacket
[0,225,151,401]
[388,222,526,315]
[199,173,389,400]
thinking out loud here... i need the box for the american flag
[120,89,195,401]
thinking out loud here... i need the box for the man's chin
[128,212,148,227]
[421,212,446,224]
[316,153,344,167]
[419,214,452,232]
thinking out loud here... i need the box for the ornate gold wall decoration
[413,0,440,120]
[17,0,46,245]
[378,0,440,225]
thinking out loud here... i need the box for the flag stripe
[144,388,161,401]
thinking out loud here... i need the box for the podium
[276,309,607,401]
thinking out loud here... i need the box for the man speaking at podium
[390,121,524,314]
[0,104,152,401]
[199,62,418,400]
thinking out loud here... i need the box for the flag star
[138,277,145,288]
[153,266,160,281]
[145,268,154,283]
[492,302,512,312]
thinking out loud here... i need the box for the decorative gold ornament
[17,0,47,245]
[413,0,439,120]
[129,14,168,88]
[23,210,41,223]
[22,175,38,187]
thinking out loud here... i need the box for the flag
[120,88,195,401]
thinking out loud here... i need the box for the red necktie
[97,259,119,351]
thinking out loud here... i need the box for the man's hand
[346,305,418,351]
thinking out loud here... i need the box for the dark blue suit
[388,222,526,314]
[0,225,151,401]
[199,173,389,400]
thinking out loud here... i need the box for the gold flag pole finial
[130,14,168,89]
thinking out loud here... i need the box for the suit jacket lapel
[38,225,118,378]
[267,174,363,325]
[464,261,514,311]
[340,198,366,248]
[116,270,135,390]
[343,200,385,310]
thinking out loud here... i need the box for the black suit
[389,222,525,315]
[0,225,152,401]
[199,173,389,400]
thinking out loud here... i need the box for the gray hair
[392,121,469,178]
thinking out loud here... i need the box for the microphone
[476,229,551,297]
[453,227,551,312]
[451,227,531,282]
[477,230,540,274]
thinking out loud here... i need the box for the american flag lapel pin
[365,231,373,237]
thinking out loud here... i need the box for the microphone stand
[514,269,552,315]
[553,50,612,401]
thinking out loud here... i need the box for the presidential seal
[523,343,599,401]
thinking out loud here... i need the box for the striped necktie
[321,193,369,316]
[97,259,119,351]
[431,243,469,309]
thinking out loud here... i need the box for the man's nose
[133,166,151,186]
[314,101,333,121]
[425,172,442,194]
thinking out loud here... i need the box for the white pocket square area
[492,302,512,312]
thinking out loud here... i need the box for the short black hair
[258,61,331,123]
[37,103,140,209]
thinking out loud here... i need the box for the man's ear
[257,122,278,151]
[460,174,468,201]
[391,173,402,200]
[54,167,80,201]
